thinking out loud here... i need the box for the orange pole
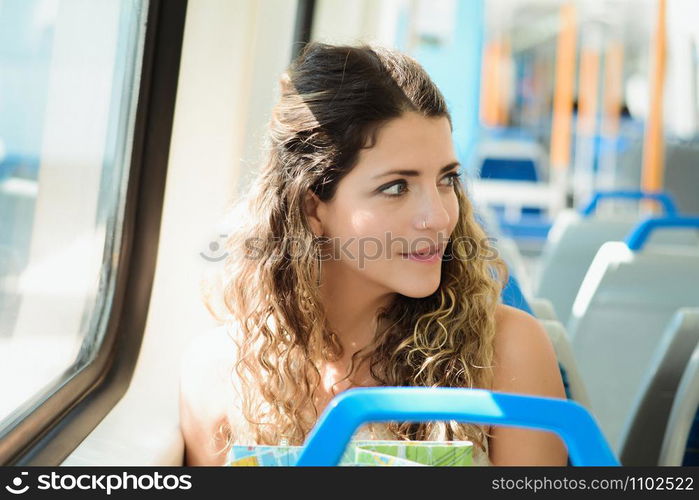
[550,3,577,171]
[481,36,512,128]
[481,39,502,127]
[641,0,667,192]
[497,37,512,127]
[577,46,600,136]
[602,42,624,136]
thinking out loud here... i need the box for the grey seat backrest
[534,211,635,325]
[617,309,699,465]
[613,139,699,214]
[529,297,557,321]
[539,319,591,410]
[658,342,699,465]
[664,141,699,214]
[535,212,699,326]
[568,242,699,451]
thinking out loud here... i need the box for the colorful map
[227,440,473,466]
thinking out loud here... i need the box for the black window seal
[0,0,188,466]
[291,0,316,61]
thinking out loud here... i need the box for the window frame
[291,0,316,61]
[0,0,188,466]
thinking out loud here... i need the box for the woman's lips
[399,245,444,263]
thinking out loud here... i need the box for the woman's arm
[488,305,568,466]
[179,327,236,466]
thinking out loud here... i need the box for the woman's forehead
[352,113,456,175]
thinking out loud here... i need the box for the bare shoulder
[493,303,549,354]
[178,324,239,466]
[488,304,568,465]
[491,304,565,398]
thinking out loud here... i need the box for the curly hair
[203,42,508,456]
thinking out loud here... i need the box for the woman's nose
[414,189,451,231]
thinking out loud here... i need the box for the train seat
[528,297,558,321]
[659,342,699,466]
[568,217,699,451]
[476,138,547,182]
[534,191,698,326]
[664,141,699,214]
[539,318,592,409]
[535,211,636,325]
[618,308,699,464]
[480,157,538,182]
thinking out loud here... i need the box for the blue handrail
[295,387,618,466]
[625,216,699,251]
[580,190,678,218]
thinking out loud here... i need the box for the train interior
[1,0,699,466]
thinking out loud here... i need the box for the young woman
[179,43,567,466]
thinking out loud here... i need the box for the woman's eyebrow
[372,161,460,179]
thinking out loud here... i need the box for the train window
[0,0,693,469]
[0,0,147,441]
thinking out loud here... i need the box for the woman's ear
[303,189,325,237]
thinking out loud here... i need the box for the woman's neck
[318,261,395,358]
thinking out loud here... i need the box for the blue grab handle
[580,190,677,217]
[625,216,699,251]
[295,387,618,466]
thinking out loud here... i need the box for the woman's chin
[394,278,441,299]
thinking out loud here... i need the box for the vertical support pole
[481,35,511,128]
[480,39,500,127]
[602,42,624,136]
[573,38,600,202]
[578,47,600,136]
[599,41,624,189]
[498,36,511,127]
[549,3,577,211]
[641,0,667,193]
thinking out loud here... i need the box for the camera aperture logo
[4,470,193,495]
[5,472,29,494]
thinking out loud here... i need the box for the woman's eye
[379,181,408,197]
[379,172,461,197]
[440,171,462,187]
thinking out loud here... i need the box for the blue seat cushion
[682,409,699,466]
